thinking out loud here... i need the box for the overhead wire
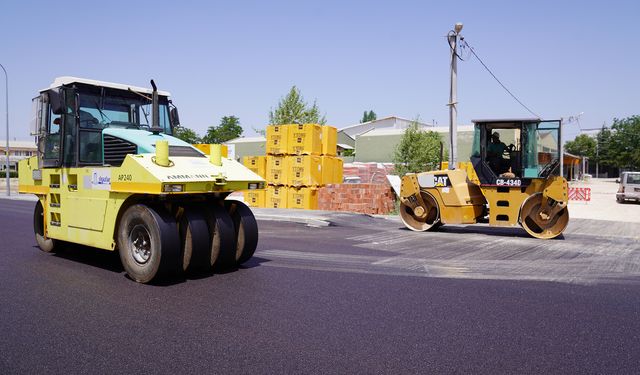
[456,38,541,118]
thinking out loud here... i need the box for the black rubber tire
[205,204,237,269]
[34,200,56,253]
[225,200,259,265]
[117,204,180,283]
[178,206,211,273]
[616,197,624,204]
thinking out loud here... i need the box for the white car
[616,172,640,203]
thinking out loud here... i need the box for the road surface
[1,199,639,374]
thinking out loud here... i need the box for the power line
[461,39,541,118]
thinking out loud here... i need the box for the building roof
[45,76,171,96]
[0,140,37,149]
[357,125,474,137]
[225,136,266,144]
[339,116,434,138]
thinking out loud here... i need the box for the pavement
[2,199,640,373]
[568,178,640,223]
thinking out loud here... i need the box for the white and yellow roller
[19,77,264,283]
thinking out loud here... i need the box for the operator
[487,132,511,175]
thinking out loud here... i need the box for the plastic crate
[194,144,228,157]
[244,189,266,208]
[289,155,323,186]
[321,126,337,156]
[266,185,288,208]
[288,186,318,210]
[288,123,321,155]
[321,156,344,184]
[266,124,289,155]
[266,155,288,185]
[243,156,267,178]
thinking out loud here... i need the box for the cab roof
[43,76,171,96]
[472,118,541,124]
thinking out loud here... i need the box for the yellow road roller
[399,119,569,239]
[19,77,264,282]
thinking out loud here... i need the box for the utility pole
[0,63,9,196]
[448,23,463,170]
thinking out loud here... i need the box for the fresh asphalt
[1,199,640,374]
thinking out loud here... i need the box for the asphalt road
[1,199,640,374]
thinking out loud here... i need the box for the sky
[1,0,638,142]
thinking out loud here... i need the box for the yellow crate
[244,189,265,208]
[288,123,322,155]
[266,124,289,155]
[243,156,267,178]
[321,125,337,156]
[289,155,323,186]
[266,185,288,208]
[321,156,344,184]
[266,155,288,185]
[333,157,343,184]
[288,186,318,210]
[194,144,228,157]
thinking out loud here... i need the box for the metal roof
[471,118,542,123]
[44,76,171,96]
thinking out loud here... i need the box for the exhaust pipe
[150,80,161,133]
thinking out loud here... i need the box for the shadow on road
[397,224,566,240]
[49,243,271,286]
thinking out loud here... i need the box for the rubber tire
[205,204,237,269]
[616,197,624,204]
[225,200,259,265]
[34,200,56,253]
[117,204,180,283]
[178,206,211,273]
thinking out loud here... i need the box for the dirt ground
[569,178,640,223]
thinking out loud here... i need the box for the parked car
[616,172,640,203]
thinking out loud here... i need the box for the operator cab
[470,119,561,186]
[30,77,182,168]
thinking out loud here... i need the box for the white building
[0,140,37,171]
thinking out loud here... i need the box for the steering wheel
[540,159,559,177]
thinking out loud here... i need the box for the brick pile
[342,162,396,185]
[318,183,396,214]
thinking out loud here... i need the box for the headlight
[163,184,184,192]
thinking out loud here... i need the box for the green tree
[202,116,243,144]
[607,115,640,169]
[595,125,614,167]
[360,110,377,123]
[564,134,596,159]
[173,126,201,144]
[393,119,444,175]
[269,86,327,125]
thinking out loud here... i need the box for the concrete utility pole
[448,23,463,170]
[0,63,9,196]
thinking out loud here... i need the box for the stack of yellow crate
[242,124,342,209]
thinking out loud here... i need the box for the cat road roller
[399,119,569,239]
[19,77,265,283]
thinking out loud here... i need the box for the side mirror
[170,107,180,126]
[615,179,620,184]
[47,88,64,115]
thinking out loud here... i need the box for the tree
[361,110,377,123]
[393,119,444,175]
[202,116,243,144]
[607,115,640,169]
[173,126,201,144]
[564,134,596,159]
[269,86,326,125]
